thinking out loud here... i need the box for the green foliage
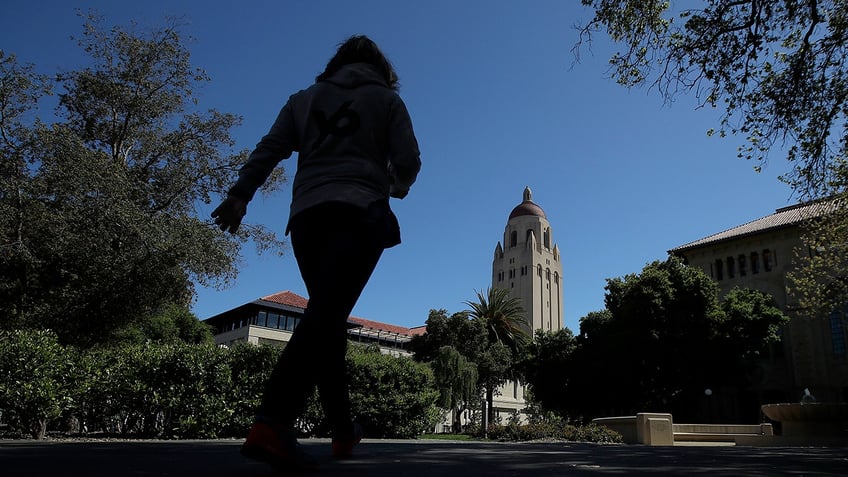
[485,421,622,443]
[524,257,788,423]
[432,346,478,410]
[0,14,286,347]
[121,304,215,345]
[0,333,440,440]
[0,330,75,438]
[465,287,529,352]
[787,204,848,318]
[411,303,527,426]
[429,345,478,433]
[521,329,577,416]
[78,342,233,438]
[224,342,281,436]
[347,344,440,438]
[719,287,789,359]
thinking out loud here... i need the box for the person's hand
[211,195,247,234]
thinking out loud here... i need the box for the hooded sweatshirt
[228,62,421,225]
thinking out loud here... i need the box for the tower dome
[508,186,547,220]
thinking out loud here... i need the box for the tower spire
[523,186,532,202]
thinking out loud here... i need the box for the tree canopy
[523,257,788,423]
[0,14,285,347]
[411,302,527,427]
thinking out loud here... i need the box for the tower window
[510,231,517,248]
[544,227,550,249]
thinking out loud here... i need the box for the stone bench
[593,414,774,446]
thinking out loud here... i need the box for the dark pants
[258,201,391,437]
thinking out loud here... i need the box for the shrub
[486,421,622,443]
[0,330,75,438]
[224,342,281,437]
[347,344,440,438]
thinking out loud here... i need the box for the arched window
[763,249,773,271]
[714,259,724,280]
[543,227,551,249]
[510,231,517,248]
[546,268,551,281]
[537,264,542,276]
[751,252,760,274]
[526,229,533,245]
[554,271,559,284]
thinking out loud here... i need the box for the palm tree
[465,287,529,353]
[464,287,529,426]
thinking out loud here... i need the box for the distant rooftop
[669,199,841,254]
[259,291,420,338]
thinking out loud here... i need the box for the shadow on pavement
[1,439,846,476]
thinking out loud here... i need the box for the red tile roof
[259,291,418,337]
[348,316,413,336]
[261,291,309,309]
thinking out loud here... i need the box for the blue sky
[4,1,796,333]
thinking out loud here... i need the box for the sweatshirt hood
[323,63,389,89]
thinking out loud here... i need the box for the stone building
[669,200,848,404]
[483,187,565,422]
[493,187,564,334]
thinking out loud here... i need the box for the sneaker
[331,422,363,459]
[241,422,319,473]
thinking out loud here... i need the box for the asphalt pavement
[2,438,847,476]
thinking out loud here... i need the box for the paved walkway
[2,438,847,476]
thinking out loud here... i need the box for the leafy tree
[540,258,788,423]
[412,292,528,427]
[521,328,577,417]
[411,309,489,428]
[577,0,848,314]
[116,303,215,346]
[0,15,285,347]
[719,287,789,360]
[590,258,723,419]
[431,345,478,433]
[0,330,75,438]
[787,203,848,318]
[410,309,486,362]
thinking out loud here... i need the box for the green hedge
[486,422,623,443]
[0,331,438,439]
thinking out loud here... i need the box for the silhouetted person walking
[212,35,420,473]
